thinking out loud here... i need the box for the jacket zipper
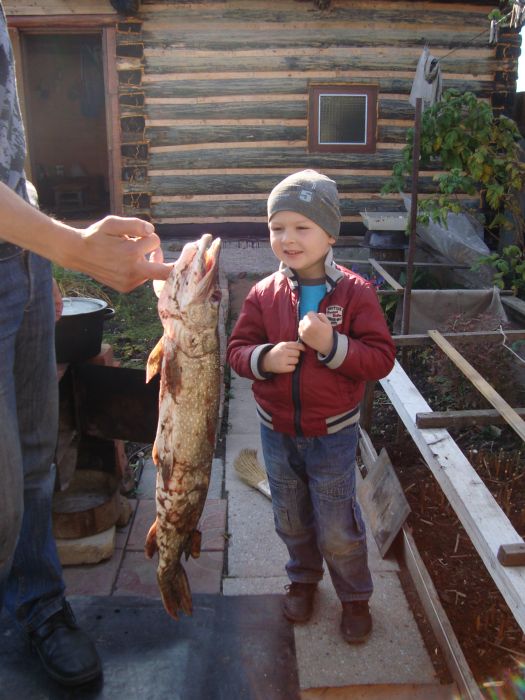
[292,288,303,435]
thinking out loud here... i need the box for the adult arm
[0,182,171,292]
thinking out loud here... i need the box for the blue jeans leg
[0,252,65,631]
[260,423,373,602]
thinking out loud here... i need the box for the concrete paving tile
[301,683,458,700]
[295,573,438,690]
[115,549,223,599]
[135,459,157,499]
[62,547,124,596]
[127,498,156,551]
[207,457,224,499]
[223,575,289,596]
[114,550,158,598]
[115,498,138,550]
[200,499,228,552]
[227,374,260,435]
[185,551,223,594]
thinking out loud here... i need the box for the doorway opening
[22,33,110,220]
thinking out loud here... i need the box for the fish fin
[158,564,193,620]
[146,338,164,383]
[145,519,158,558]
[183,529,202,560]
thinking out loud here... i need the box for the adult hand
[77,216,172,292]
[261,341,304,374]
[298,312,333,355]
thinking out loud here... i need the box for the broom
[233,449,272,499]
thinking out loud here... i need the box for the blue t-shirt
[299,280,326,318]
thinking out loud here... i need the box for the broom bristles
[234,448,267,487]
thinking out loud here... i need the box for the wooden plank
[102,27,123,216]
[416,408,525,429]
[401,528,484,700]
[428,329,525,443]
[392,329,525,347]
[357,443,410,557]
[380,361,525,634]
[368,258,404,291]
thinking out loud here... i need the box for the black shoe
[282,582,317,623]
[30,601,102,687]
[340,601,372,644]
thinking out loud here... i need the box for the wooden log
[151,196,408,220]
[428,329,525,443]
[140,3,491,27]
[140,172,438,196]
[148,146,413,170]
[144,48,497,76]
[142,76,493,100]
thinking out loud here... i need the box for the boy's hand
[261,341,304,374]
[298,312,333,355]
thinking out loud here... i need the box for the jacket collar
[279,247,344,292]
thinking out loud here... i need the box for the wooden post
[401,96,423,336]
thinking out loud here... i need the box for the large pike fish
[145,233,221,620]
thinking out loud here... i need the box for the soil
[227,273,525,698]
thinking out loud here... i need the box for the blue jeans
[0,250,65,632]
[260,423,373,602]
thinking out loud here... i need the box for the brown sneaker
[282,582,317,623]
[340,601,372,643]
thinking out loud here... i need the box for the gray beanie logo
[267,169,341,239]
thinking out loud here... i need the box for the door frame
[7,15,122,215]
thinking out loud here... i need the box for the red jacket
[227,253,396,437]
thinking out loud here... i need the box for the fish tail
[158,563,193,620]
[145,519,158,558]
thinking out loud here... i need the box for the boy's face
[269,210,335,279]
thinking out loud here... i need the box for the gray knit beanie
[267,169,341,239]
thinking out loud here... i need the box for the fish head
[156,234,221,343]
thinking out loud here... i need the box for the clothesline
[437,6,517,64]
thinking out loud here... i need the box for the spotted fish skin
[145,234,221,619]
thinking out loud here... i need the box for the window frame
[308,84,378,154]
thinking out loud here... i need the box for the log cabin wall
[136,0,520,239]
[5,1,522,239]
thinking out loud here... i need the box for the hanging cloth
[409,46,443,110]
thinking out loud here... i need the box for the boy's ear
[327,235,336,245]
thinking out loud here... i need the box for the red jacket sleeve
[226,284,273,380]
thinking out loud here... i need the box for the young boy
[226,170,396,643]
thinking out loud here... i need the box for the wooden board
[357,431,410,557]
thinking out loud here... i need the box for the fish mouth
[196,234,221,303]
[171,233,221,305]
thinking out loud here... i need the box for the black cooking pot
[55,297,115,364]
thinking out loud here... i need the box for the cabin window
[308,85,377,154]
